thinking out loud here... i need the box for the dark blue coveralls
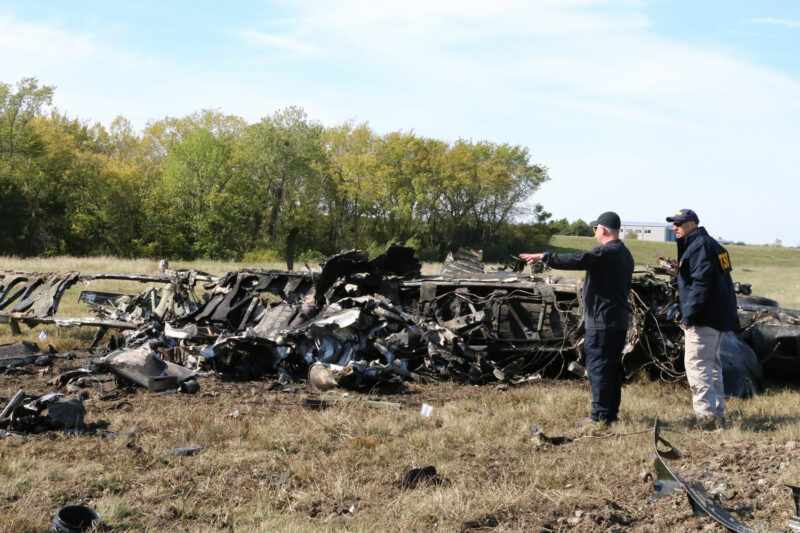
[543,240,634,423]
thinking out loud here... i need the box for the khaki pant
[683,325,725,418]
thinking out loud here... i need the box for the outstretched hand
[519,253,544,264]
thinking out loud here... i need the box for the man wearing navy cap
[521,211,634,426]
[666,209,738,428]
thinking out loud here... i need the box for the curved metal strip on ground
[652,419,754,533]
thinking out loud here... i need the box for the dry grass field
[2,246,800,532]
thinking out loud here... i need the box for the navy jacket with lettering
[543,239,634,330]
[676,227,739,331]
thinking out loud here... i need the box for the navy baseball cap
[590,211,621,231]
[666,209,699,225]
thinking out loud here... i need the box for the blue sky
[2,1,799,244]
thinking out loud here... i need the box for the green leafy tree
[569,218,593,236]
[235,107,327,262]
[0,176,31,251]
[415,141,548,256]
[371,132,442,246]
[0,77,555,261]
[0,77,53,172]
[156,128,241,257]
[321,122,380,251]
[549,217,570,235]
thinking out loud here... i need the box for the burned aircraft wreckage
[0,246,798,396]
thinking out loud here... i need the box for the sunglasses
[672,221,685,228]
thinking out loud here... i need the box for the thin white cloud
[240,29,320,55]
[0,14,94,60]
[280,0,650,51]
[750,17,800,29]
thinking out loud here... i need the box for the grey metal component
[169,445,204,456]
[253,302,300,340]
[720,332,763,397]
[744,319,800,381]
[567,361,587,378]
[33,273,79,317]
[1,390,89,435]
[441,248,485,277]
[0,273,79,318]
[0,354,39,368]
[653,419,753,533]
[52,368,93,388]
[46,399,85,430]
[0,390,25,421]
[0,275,28,309]
[98,345,195,392]
[25,392,63,411]
[0,341,42,368]
[311,308,361,328]
[7,276,44,312]
[78,290,128,306]
[164,323,199,339]
[0,269,216,330]
[6,316,140,330]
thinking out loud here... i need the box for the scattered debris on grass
[398,465,448,489]
[169,445,205,457]
[4,246,794,399]
[51,504,101,533]
[652,419,800,532]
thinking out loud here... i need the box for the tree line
[1,78,555,263]
[547,217,594,237]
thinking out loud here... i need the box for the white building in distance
[619,221,676,242]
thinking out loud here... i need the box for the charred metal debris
[652,419,753,532]
[0,389,89,435]
[1,246,798,394]
[652,419,800,532]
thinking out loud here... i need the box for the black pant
[583,328,626,423]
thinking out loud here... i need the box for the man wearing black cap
[666,209,738,427]
[521,211,634,425]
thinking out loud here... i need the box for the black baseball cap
[666,209,699,225]
[590,211,621,231]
